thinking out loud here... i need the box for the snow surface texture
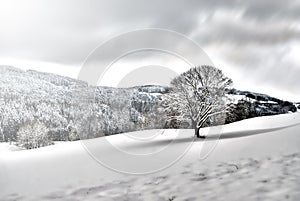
[1,112,300,201]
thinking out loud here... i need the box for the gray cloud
[241,0,300,21]
[194,20,300,46]
[1,0,299,63]
[0,0,299,100]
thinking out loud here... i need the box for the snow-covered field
[1,113,300,201]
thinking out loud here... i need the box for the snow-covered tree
[16,121,52,149]
[163,65,232,138]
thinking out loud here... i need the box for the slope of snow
[0,143,24,153]
[1,113,300,200]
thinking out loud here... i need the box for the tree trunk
[196,122,206,139]
[192,120,198,137]
[194,126,201,138]
[192,120,205,138]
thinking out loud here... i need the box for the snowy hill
[0,66,297,144]
[0,66,166,143]
[1,112,300,200]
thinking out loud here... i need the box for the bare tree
[163,65,232,138]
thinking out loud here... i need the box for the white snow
[0,143,24,153]
[1,113,300,200]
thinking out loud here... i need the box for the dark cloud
[241,0,300,21]
[194,19,300,46]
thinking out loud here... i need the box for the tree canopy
[163,65,232,138]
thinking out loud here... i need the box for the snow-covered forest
[0,65,297,148]
[0,66,169,145]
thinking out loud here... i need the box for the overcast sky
[0,0,299,101]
